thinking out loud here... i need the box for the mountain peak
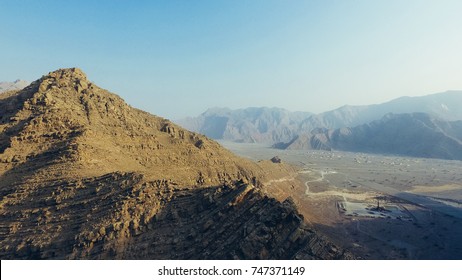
[0,67,266,186]
[34,67,89,94]
[45,67,87,81]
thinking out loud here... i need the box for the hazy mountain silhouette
[298,91,462,132]
[178,107,312,144]
[0,80,29,93]
[182,91,462,145]
[181,91,462,160]
[277,113,462,160]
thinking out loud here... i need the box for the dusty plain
[221,141,462,259]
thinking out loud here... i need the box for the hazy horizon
[1,0,462,119]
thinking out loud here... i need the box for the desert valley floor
[221,141,462,259]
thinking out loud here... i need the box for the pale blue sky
[1,0,461,119]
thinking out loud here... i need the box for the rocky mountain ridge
[0,68,263,186]
[0,68,351,259]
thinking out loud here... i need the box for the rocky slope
[0,68,351,259]
[277,113,462,160]
[177,107,312,144]
[0,80,29,94]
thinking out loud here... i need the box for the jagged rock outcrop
[0,68,351,260]
[270,156,282,164]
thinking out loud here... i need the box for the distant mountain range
[0,80,29,93]
[298,91,462,131]
[275,113,462,160]
[179,91,462,160]
[178,107,312,143]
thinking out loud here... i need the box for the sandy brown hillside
[0,68,351,259]
[0,68,264,186]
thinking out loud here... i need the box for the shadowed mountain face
[278,113,462,161]
[177,107,312,144]
[0,68,351,260]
